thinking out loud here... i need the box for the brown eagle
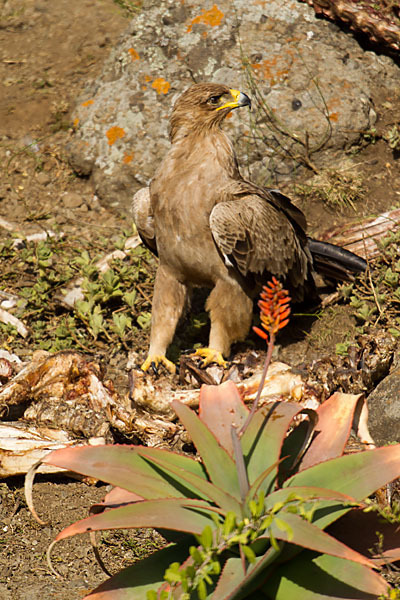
[132,83,366,373]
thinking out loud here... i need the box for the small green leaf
[271,501,285,514]
[137,311,152,329]
[199,525,213,550]
[260,515,273,530]
[203,572,213,585]
[229,532,250,545]
[242,544,257,564]
[197,579,207,600]
[112,312,132,337]
[384,267,399,287]
[210,560,221,575]
[165,562,182,583]
[189,546,203,565]
[75,299,91,316]
[248,499,258,517]
[388,328,400,338]
[223,512,237,536]
[124,290,137,307]
[336,341,351,356]
[349,295,363,308]
[269,530,280,551]
[257,490,266,514]
[274,517,293,541]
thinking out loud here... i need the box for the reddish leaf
[172,400,241,500]
[55,497,216,542]
[269,512,374,567]
[199,380,248,457]
[286,444,400,530]
[299,392,362,470]
[263,550,388,598]
[264,486,357,509]
[42,445,206,500]
[241,402,315,493]
[101,487,143,506]
[288,444,400,500]
[140,451,242,514]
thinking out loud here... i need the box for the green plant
[0,233,156,352]
[383,125,400,150]
[340,228,400,333]
[26,280,400,599]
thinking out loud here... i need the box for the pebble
[36,171,51,186]
[62,191,84,209]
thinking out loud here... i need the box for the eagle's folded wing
[210,195,309,290]
[132,187,157,256]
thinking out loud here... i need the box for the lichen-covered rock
[67,0,399,214]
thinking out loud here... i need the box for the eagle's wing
[131,187,158,256]
[210,194,310,290]
[267,188,308,238]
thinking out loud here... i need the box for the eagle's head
[169,82,251,141]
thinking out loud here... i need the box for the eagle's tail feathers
[307,238,367,281]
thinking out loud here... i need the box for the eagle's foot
[192,347,228,369]
[141,355,176,375]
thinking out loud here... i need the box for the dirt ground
[0,1,400,598]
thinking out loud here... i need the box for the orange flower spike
[253,277,291,342]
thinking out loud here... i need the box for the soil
[0,1,399,598]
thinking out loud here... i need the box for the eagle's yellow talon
[141,355,176,374]
[192,348,228,369]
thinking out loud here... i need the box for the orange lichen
[81,99,94,107]
[123,152,134,164]
[251,58,289,84]
[128,47,140,61]
[186,4,224,33]
[151,78,170,95]
[106,126,126,146]
[328,112,339,122]
[73,117,79,128]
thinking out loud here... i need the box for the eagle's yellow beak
[216,88,251,111]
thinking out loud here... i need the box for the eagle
[132,83,366,373]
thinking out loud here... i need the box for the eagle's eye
[207,95,221,105]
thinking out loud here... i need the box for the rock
[62,191,84,209]
[367,365,400,446]
[66,0,400,214]
[36,171,51,186]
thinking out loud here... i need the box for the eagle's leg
[141,264,188,374]
[195,278,253,368]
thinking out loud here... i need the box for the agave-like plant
[26,387,400,599]
[26,279,400,599]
